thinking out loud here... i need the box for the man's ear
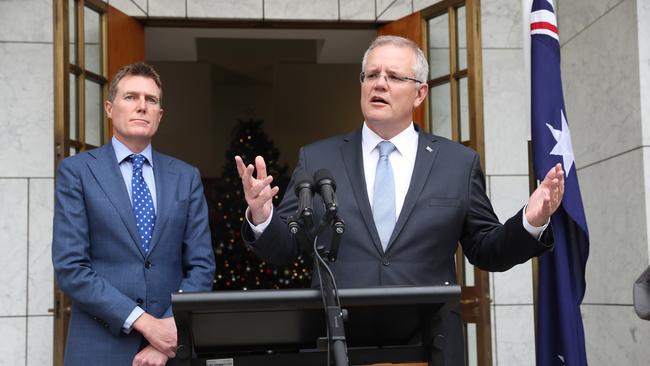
[104,100,113,118]
[413,83,429,108]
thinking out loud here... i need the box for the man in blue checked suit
[52,63,215,366]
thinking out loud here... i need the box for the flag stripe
[531,22,558,34]
[531,27,559,40]
[530,9,557,26]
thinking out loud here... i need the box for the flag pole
[528,140,539,344]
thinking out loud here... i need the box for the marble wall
[0,0,55,365]
[110,0,440,21]
[482,0,537,364]
[638,0,650,260]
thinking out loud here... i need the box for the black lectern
[172,285,460,366]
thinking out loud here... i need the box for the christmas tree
[206,118,312,290]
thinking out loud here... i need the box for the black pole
[314,259,348,366]
[289,212,349,366]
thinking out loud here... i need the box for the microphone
[294,170,314,229]
[313,169,337,218]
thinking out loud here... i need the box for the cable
[314,235,346,365]
[313,236,331,365]
[313,236,342,308]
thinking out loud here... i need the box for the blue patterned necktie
[130,154,156,252]
[372,141,396,251]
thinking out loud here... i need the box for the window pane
[84,6,101,75]
[459,77,470,142]
[466,323,478,366]
[464,257,474,287]
[69,73,78,140]
[429,83,452,139]
[69,0,77,65]
[85,79,103,146]
[457,6,467,71]
[428,14,449,79]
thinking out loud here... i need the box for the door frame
[380,1,491,365]
[53,1,489,364]
[52,1,143,364]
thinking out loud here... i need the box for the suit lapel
[340,129,384,255]
[386,132,439,252]
[147,150,177,256]
[87,144,146,258]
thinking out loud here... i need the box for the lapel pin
[425,146,433,152]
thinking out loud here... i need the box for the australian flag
[531,0,590,365]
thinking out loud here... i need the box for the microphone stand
[288,198,314,255]
[323,215,344,263]
[289,210,348,366]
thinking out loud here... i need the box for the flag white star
[545,109,574,177]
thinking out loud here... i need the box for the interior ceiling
[145,27,377,64]
[197,38,319,84]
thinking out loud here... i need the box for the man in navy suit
[52,63,215,366]
[235,36,564,365]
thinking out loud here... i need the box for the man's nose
[136,96,147,110]
[374,74,389,89]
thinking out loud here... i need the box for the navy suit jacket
[52,143,215,366]
[243,127,552,365]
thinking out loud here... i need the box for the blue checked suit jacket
[52,143,215,365]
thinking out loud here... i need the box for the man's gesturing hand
[235,155,279,225]
[526,163,565,227]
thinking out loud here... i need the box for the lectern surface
[173,285,460,366]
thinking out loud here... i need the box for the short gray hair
[361,35,429,84]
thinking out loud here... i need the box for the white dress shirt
[112,137,157,213]
[362,122,417,219]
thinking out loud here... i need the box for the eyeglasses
[359,71,422,85]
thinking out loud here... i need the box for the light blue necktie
[130,154,156,252]
[372,141,396,250]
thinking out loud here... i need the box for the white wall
[482,0,536,364]
[0,0,55,365]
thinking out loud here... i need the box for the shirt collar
[112,137,153,166]
[361,122,418,157]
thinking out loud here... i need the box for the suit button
[136,298,143,305]
[382,257,390,266]
[145,261,152,269]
